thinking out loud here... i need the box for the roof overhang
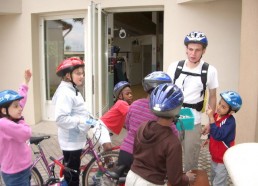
[177,0,217,3]
[0,0,21,15]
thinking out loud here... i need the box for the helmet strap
[226,107,232,115]
[69,72,79,96]
[193,55,203,64]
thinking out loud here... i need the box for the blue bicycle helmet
[150,83,184,118]
[0,90,24,107]
[184,31,208,48]
[220,91,242,112]
[113,81,130,99]
[142,71,172,93]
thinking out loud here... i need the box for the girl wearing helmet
[117,71,179,173]
[203,91,242,186]
[167,31,219,172]
[0,70,32,186]
[52,57,98,186]
[125,83,196,186]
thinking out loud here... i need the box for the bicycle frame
[30,134,120,185]
[31,136,63,178]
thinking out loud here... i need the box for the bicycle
[30,124,121,186]
[46,156,77,186]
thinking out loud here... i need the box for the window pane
[44,18,84,100]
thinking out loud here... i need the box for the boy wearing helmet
[52,57,99,186]
[167,31,219,172]
[203,91,242,186]
[92,80,133,152]
[117,71,178,173]
[91,81,133,184]
[125,83,196,186]
[0,70,32,186]
[93,81,133,151]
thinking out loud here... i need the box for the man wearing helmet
[203,91,242,186]
[125,83,196,186]
[167,31,219,172]
[52,57,99,186]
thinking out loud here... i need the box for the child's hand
[206,105,214,117]
[186,170,196,183]
[206,105,215,123]
[202,124,210,135]
[24,69,32,85]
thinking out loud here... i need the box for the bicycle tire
[30,167,44,186]
[82,151,119,186]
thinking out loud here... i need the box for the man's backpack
[173,60,209,111]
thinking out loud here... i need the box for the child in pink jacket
[0,70,32,186]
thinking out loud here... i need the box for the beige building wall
[238,0,258,143]
[0,0,257,143]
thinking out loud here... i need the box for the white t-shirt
[167,59,219,124]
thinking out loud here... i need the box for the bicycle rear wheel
[30,167,44,186]
[82,151,119,186]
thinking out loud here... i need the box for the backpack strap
[200,62,209,98]
[173,60,185,84]
[174,60,209,99]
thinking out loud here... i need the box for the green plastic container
[176,108,194,130]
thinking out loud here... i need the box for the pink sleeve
[18,84,29,108]
[1,118,32,142]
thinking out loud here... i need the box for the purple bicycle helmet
[0,90,24,107]
[150,83,184,118]
[142,71,172,93]
[184,31,208,48]
[113,81,130,99]
[220,91,242,112]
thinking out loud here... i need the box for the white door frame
[39,13,86,121]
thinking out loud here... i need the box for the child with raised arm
[204,91,242,186]
[126,83,196,186]
[0,70,32,186]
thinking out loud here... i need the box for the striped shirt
[120,98,178,154]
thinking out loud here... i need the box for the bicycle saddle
[30,135,50,145]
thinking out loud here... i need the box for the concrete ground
[0,121,233,185]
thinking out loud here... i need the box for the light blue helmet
[142,71,172,93]
[220,91,242,112]
[150,83,184,118]
[113,81,130,99]
[184,31,208,48]
[0,90,23,107]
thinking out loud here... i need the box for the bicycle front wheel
[82,151,119,186]
[30,167,44,186]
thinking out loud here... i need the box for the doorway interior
[108,11,164,101]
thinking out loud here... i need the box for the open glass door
[40,16,85,121]
[86,1,109,117]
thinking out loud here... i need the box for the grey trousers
[182,123,202,172]
[210,161,228,186]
